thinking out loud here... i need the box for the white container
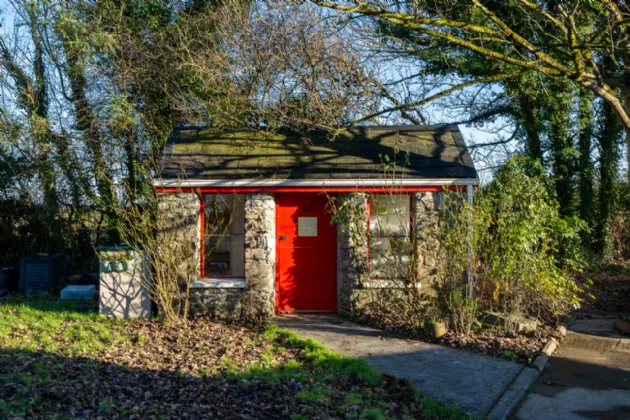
[98,249,151,319]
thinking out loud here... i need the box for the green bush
[441,157,586,325]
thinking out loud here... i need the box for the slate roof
[159,125,477,180]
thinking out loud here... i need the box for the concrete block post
[99,248,152,319]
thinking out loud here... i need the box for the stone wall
[337,191,446,315]
[242,193,276,318]
[156,193,249,320]
[184,193,276,320]
[412,191,444,291]
[336,193,369,315]
[157,193,201,289]
[189,287,243,319]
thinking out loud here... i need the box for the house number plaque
[298,217,317,237]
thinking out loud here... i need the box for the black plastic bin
[0,265,19,296]
[19,254,67,294]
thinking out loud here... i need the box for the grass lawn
[0,296,468,419]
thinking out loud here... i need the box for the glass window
[203,194,245,278]
[368,194,411,278]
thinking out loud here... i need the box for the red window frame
[366,193,413,275]
[199,194,246,279]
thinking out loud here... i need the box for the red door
[276,193,337,313]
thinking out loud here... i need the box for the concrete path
[514,318,630,420]
[274,314,523,418]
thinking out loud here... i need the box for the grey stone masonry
[158,192,276,320]
[336,193,369,315]
[413,191,444,290]
[242,193,276,318]
[157,193,201,289]
[189,288,243,319]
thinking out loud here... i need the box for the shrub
[328,156,586,336]
[441,156,586,325]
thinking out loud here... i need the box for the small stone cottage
[155,125,477,319]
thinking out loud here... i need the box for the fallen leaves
[0,310,456,419]
[437,328,549,361]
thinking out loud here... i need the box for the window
[368,194,411,278]
[202,194,245,278]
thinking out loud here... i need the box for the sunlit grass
[0,296,469,419]
[0,296,130,355]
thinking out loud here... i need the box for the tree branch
[350,73,519,125]
[514,0,568,35]
[470,0,572,75]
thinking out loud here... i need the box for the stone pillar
[157,193,201,287]
[242,193,276,318]
[336,192,369,315]
[413,192,443,290]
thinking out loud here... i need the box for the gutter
[153,178,479,188]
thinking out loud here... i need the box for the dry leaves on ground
[579,269,630,316]
[0,308,461,419]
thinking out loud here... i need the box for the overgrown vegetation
[329,157,589,357]
[0,0,377,267]
[474,158,586,318]
[112,186,202,322]
[314,1,630,256]
[0,296,466,419]
[439,157,586,334]
[3,0,630,271]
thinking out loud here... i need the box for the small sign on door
[298,217,317,236]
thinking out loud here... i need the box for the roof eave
[153,178,479,188]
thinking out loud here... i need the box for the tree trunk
[519,95,543,160]
[548,81,574,215]
[578,91,594,227]
[624,101,630,206]
[28,4,61,249]
[581,80,630,190]
[623,68,630,204]
[61,33,118,243]
[515,83,543,161]
[125,128,137,203]
[50,131,82,209]
[598,100,621,256]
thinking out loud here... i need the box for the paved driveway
[274,314,523,418]
[514,318,630,420]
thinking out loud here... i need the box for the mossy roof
[159,125,477,180]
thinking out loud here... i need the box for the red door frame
[275,193,337,313]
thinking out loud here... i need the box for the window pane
[204,194,245,277]
[368,195,411,279]
[204,235,245,277]
[369,195,410,236]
